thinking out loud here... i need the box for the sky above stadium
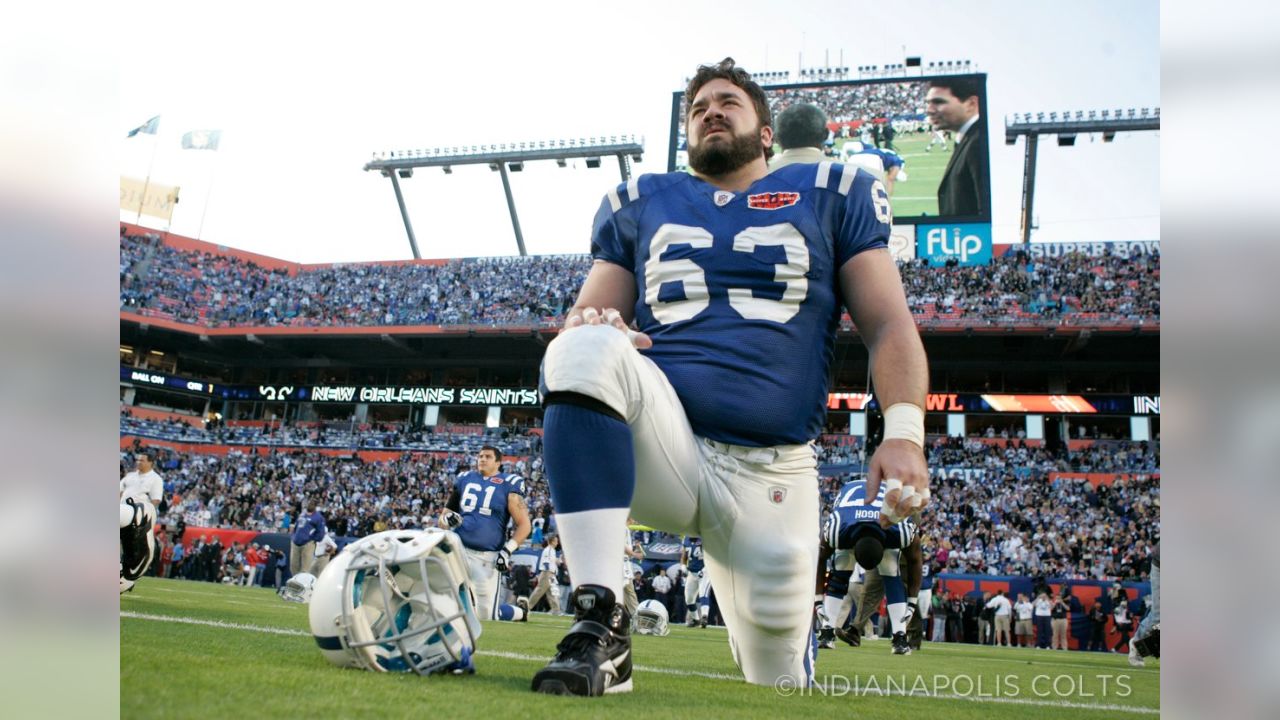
[119,0,1159,263]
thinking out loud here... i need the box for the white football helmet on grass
[634,599,670,636]
[309,528,482,675]
[281,572,317,603]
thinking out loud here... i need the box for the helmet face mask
[309,529,482,676]
[633,599,670,636]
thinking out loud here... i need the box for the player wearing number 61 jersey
[439,445,531,622]
[532,57,929,697]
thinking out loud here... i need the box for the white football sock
[888,601,908,634]
[554,508,629,600]
[823,596,843,629]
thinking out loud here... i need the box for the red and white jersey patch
[747,191,800,210]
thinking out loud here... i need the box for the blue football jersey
[590,163,890,446]
[684,538,705,573]
[453,470,525,551]
[856,147,905,171]
[831,478,885,529]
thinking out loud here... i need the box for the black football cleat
[516,596,530,622]
[817,628,836,649]
[532,585,632,696]
[891,631,912,655]
[835,625,861,647]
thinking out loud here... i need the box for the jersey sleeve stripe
[815,161,833,190]
[837,165,857,196]
[626,176,639,202]
[607,186,622,213]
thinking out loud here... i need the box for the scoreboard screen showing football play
[668,73,992,224]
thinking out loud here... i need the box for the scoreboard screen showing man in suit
[925,77,990,218]
[669,72,991,223]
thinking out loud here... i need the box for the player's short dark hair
[928,77,982,103]
[774,103,829,150]
[685,57,774,160]
[480,445,502,461]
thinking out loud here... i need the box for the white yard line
[121,611,1158,714]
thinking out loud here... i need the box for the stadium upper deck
[119,224,1158,333]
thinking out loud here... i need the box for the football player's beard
[688,127,763,176]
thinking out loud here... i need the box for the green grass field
[122,578,1158,719]
[835,131,950,219]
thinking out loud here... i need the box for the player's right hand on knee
[866,439,930,523]
[567,307,652,349]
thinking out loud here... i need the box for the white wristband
[503,539,518,554]
[883,403,925,447]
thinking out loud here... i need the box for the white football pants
[543,325,820,686]
[464,548,500,620]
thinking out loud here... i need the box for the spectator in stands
[120,229,1159,330]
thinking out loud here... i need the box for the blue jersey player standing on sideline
[439,445,532,622]
[531,57,930,696]
[682,536,712,627]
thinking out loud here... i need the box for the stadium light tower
[1005,109,1159,244]
[364,135,644,258]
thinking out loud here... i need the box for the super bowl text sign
[916,223,992,267]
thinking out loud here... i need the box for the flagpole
[197,151,219,241]
[135,122,161,227]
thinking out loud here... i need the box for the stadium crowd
[765,81,927,124]
[124,426,1157,584]
[119,410,541,456]
[816,435,1159,582]
[897,246,1161,324]
[118,231,1160,329]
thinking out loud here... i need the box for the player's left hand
[496,547,512,573]
[865,438,930,524]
